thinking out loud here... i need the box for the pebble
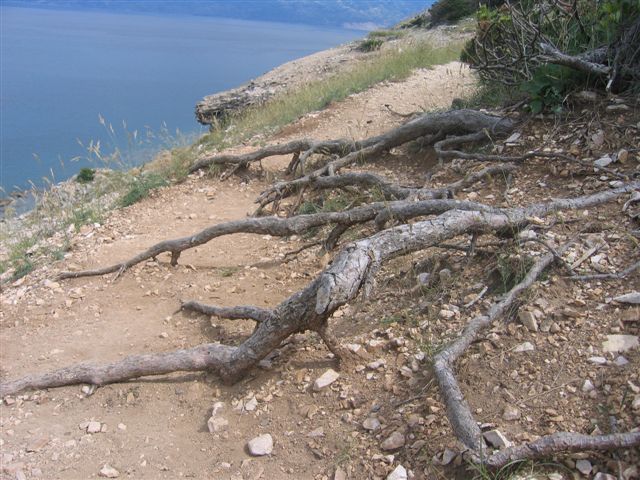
[380,431,405,450]
[244,396,258,411]
[363,417,382,431]
[439,268,452,283]
[313,369,340,391]
[334,466,347,480]
[602,334,639,353]
[207,402,229,433]
[593,473,616,480]
[518,311,538,332]
[483,429,512,449]
[588,356,607,365]
[439,309,456,319]
[416,273,431,286]
[26,436,48,452]
[99,465,120,478]
[86,421,102,434]
[386,465,407,480]
[247,433,273,456]
[594,155,613,168]
[514,342,535,353]
[502,405,521,421]
[614,355,629,366]
[576,459,592,476]
[582,380,595,392]
[367,359,386,370]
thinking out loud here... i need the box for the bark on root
[57,165,514,281]
[4,183,638,398]
[432,237,640,468]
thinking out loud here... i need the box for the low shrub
[75,167,96,183]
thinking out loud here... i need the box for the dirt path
[2,59,639,480]
[0,63,477,480]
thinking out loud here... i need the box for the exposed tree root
[5,183,637,400]
[432,245,640,467]
[485,431,640,469]
[568,259,640,281]
[58,163,516,281]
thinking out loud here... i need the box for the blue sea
[0,7,362,195]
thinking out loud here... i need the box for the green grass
[118,173,168,207]
[358,38,384,52]
[197,39,464,153]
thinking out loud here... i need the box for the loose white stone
[483,429,512,449]
[207,401,229,433]
[514,342,535,353]
[518,311,538,332]
[86,421,102,434]
[380,431,405,450]
[244,396,258,411]
[614,355,629,366]
[247,433,273,456]
[593,473,616,480]
[582,380,595,392]
[367,359,386,370]
[602,334,639,353]
[363,417,382,431]
[99,465,119,478]
[502,405,521,421]
[386,465,407,480]
[313,369,340,391]
[576,459,592,476]
[588,356,608,365]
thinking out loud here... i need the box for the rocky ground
[1,58,639,480]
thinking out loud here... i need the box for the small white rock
[363,417,382,431]
[514,342,535,353]
[576,459,592,476]
[386,465,407,480]
[582,380,595,392]
[99,465,119,478]
[602,334,639,353]
[502,405,521,421]
[86,421,102,434]
[518,311,538,332]
[588,356,608,365]
[313,369,340,391]
[380,431,405,450]
[483,429,512,449]
[247,433,273,456]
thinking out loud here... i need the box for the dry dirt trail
[0,63,476,480]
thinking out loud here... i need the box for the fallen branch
[568,259,640,281]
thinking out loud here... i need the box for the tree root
[4,183,637,399]
[432,243,640,467]
[57,164,515,280]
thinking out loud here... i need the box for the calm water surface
[0,7,361,194]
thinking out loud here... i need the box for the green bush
[358,38,384,52]
[119,173,168,207]
[429,0,478,25]
[461,0,640,110]
[75,167,96,183]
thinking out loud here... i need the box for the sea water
[0,6,361,196]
